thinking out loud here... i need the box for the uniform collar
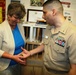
[47,19,69,35]
[59,19,69,34]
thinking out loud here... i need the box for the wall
[21,0,44,10]
[5,0,10,18]
[21,0,76,25]
[21,0,43,22]
[6,0,76,25]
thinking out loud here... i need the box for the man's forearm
[30,44,44,56]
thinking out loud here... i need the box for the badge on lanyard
[55,36,66,47]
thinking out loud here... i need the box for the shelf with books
[23,23,47,42]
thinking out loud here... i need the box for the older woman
[0,2,26,75]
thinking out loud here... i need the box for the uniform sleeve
[68,32,76,64]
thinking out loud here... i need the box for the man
[22,0,76,75]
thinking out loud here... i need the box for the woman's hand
[11,54,26,65]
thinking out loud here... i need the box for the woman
[0,2,26,75]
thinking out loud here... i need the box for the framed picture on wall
[30,0,44,6]
[27,9,44,23]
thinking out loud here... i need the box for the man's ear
[52,9,57,16]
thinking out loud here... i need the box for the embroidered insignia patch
[55,36,66,47]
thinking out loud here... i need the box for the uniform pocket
[52,44,66,61]
[54,44,65,53]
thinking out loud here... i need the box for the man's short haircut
[43,0,63,14]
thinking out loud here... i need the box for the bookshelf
[23,23,47,42]
[21,23,47,75]
[23,23,47,59]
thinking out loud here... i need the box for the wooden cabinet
[21,66,43,75]
[22,66,34,75]
[21,59,44,75]
[21,23,47,75]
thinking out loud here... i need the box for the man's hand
[20,47,31,58]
